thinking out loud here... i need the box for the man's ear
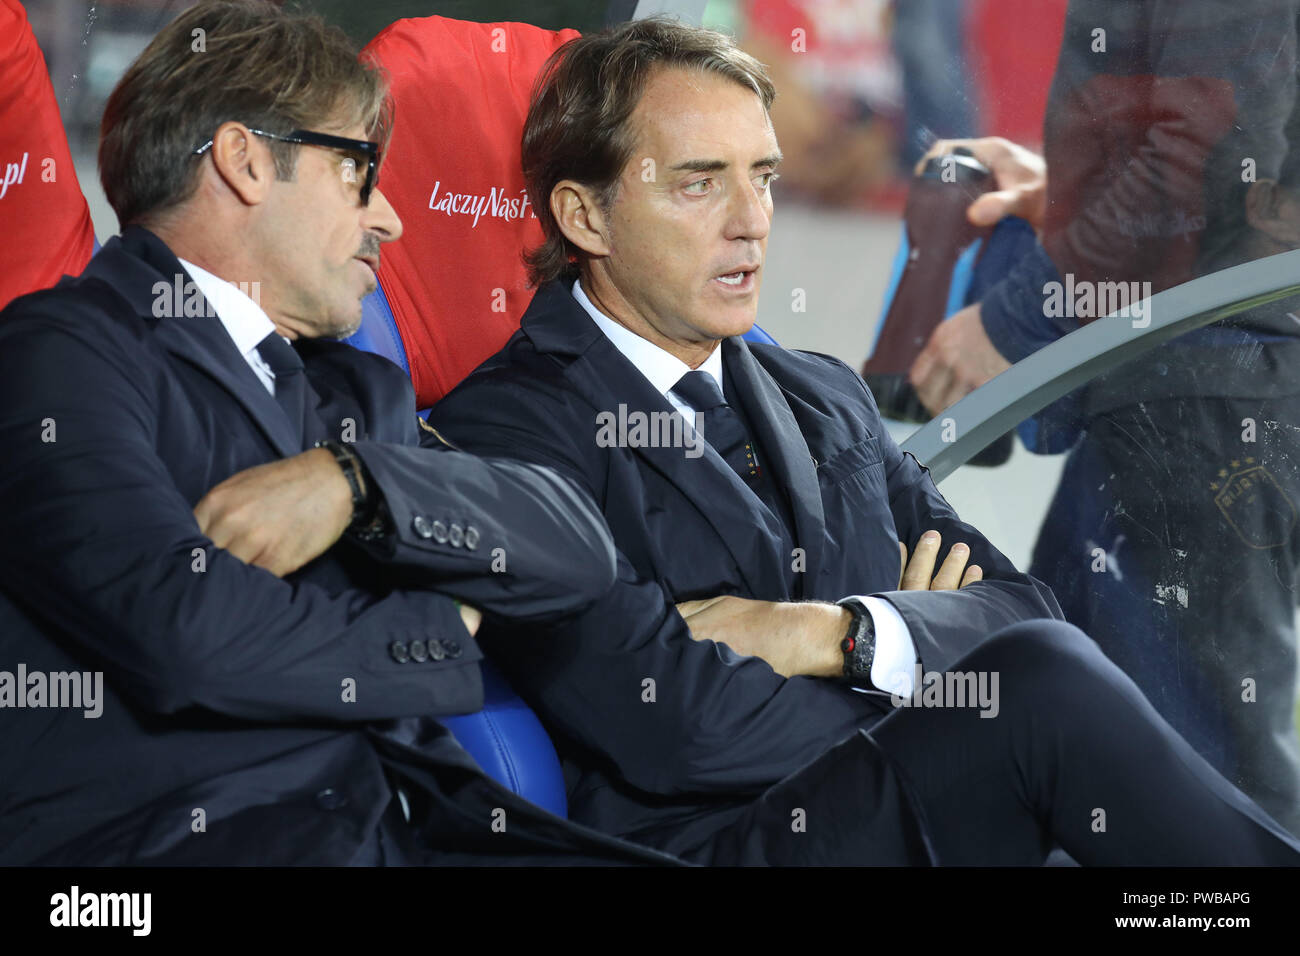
[551,180,613,259]
[206,122,277,207]
[1246,179,1300,249]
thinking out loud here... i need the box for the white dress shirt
[571,280,917,695]
[178,257,281,397]
[573,279,721,431]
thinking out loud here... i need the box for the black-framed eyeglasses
[193,128,380,206]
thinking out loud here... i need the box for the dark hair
[521,16,775,286]
[99,0,390,226]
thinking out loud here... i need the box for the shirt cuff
[854,596,919,697]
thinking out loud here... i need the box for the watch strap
[837,597,877,690]
[315,439,384,537]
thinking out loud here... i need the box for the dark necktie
[672,369,760,481]
[256,331,310,449]
[672,368,797,578]
[672,369,798,592]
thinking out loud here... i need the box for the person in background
[909,0,1300,833]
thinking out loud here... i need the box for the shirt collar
[572,279,724,401]
[177,257,279,355]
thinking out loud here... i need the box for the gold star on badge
[1218,468,1229,478]
[1231,460,1241,468]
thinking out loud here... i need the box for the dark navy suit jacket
[431,280,1065,854]
[0,229,673,866]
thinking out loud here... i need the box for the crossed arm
[427,366,1059,794]
[197,404,981,681]
[0,311,615,722]
[675,530,982,679]
[192,446,482,635]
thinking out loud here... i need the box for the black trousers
[686,620,1300,865]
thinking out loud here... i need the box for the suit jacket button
[389,640,410,663]
[432,520,449,544]
[448,523,465,547]
[442,639,462,659]
[428,639,447,661]
[409,639,429,662]
[315,788,347,810]
[412,514,435,539]
[464,526,480,550]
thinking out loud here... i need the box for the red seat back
[363,16,580,409]
[0,0,95,310]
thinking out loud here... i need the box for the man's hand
[459,603,483,637]
[675,533,982,677]
[898,530,983,590]
[675,596,848,679]
[193,447,353,577]
[908,302,1012,416]
[917,136,1047,231]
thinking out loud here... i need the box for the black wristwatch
[837,597,877,690]
[315,439,386,539]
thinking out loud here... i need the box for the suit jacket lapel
[723,337,827,592]
[154,317,305,457]
[85,227,305,458]
[521,283,789,597]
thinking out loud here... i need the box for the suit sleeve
[300,341,618,620]
[0,309,483,722]
[835,359,1065,673]
[346,438,618,621]
[431,374,887,797]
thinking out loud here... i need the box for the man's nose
[726,177,771,242]
[364,187,404,243]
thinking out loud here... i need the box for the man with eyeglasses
[0,0,685,866]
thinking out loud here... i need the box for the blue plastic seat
[438,658,570,817]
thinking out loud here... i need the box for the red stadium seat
[0,0,95,310]
[352,16,594,817]
[361,16,580,410]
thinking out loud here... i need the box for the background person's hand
[193,447,352,578]
[898,530,983,590]
[917,136,1048,231]
[908,302,1012,415]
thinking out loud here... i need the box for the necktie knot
[672,370,726,412]
[255,332,303,379]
